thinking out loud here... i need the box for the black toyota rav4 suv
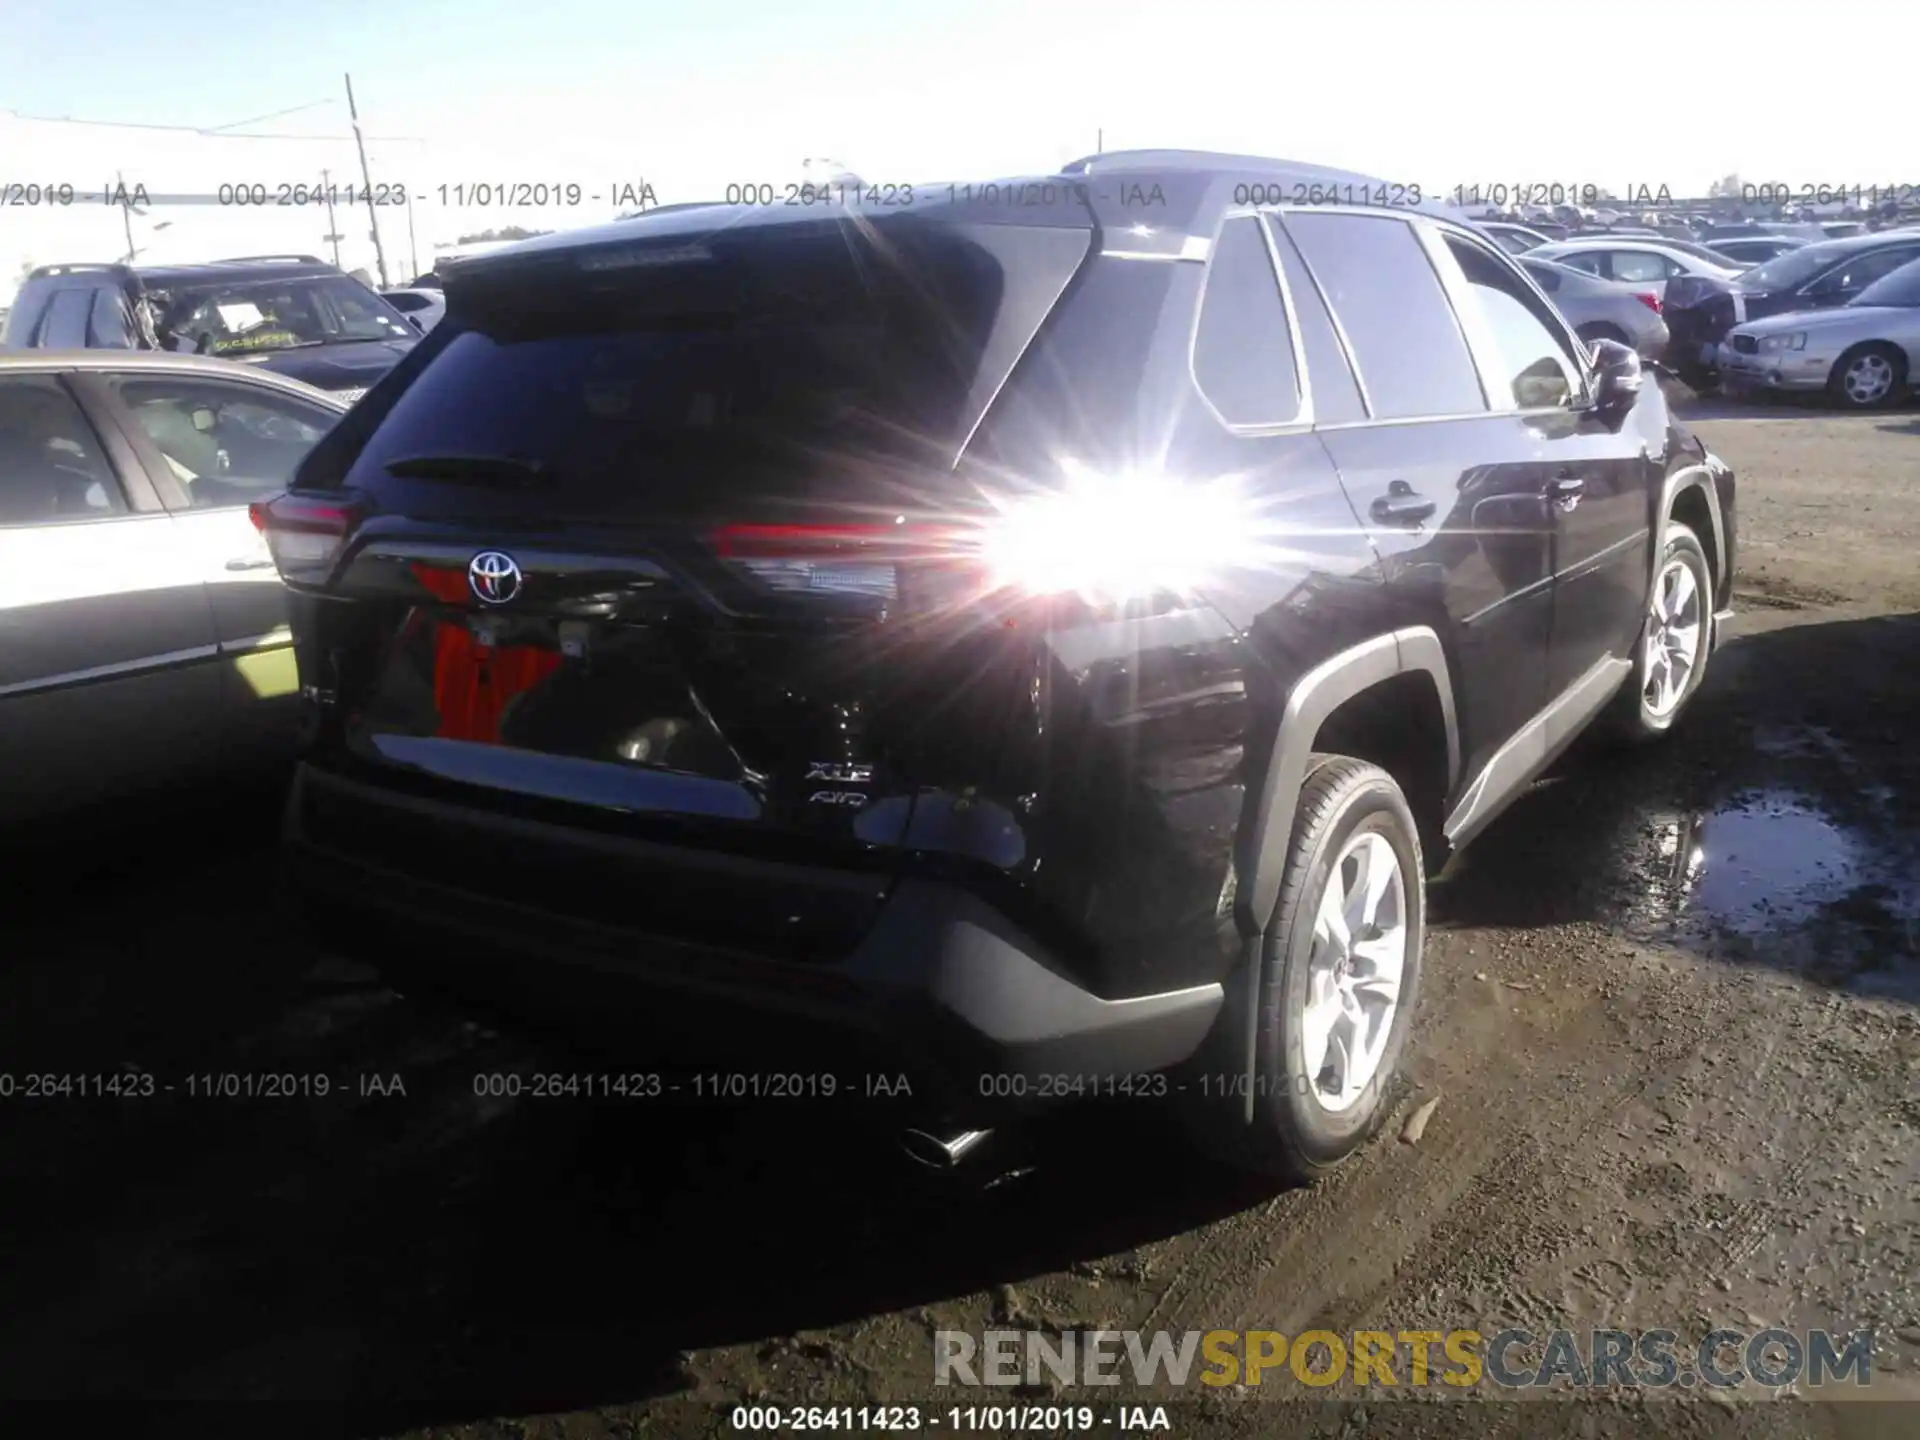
[262,151,1737,1179]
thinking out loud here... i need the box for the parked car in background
[1718,255,1920,409]
[1821,221,1869,239]
[1706,235,1809,268]
[2,256,417,405]
[1479,221,1554,254]
[1530,239,1740,302]
[381,288,447,333]
[260,152,1736,1182]
[1702,222,1827,243]
[1521,257,1668,360]
[1665,231,1920,388]
[0,351,348,822]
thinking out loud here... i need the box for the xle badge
[806,762,874,784]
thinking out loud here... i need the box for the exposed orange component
[410,563,473,604]
[430,623,562,742]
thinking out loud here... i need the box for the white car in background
[381,287,447,333]
[1530,238,1743,302]
[0,350,347,821]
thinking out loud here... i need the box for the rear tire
[1827,342,1907,410]
[1607,521,1713,743]
[1212,755,1426,1182]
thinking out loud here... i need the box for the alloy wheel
[1301,830,1408,1114]
[1643,556,1704,718]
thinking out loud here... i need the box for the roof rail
[28,262,128,280]
[209,254,327,265]
[1059,149,1366,181]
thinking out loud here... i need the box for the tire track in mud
[1155,935,1744,1349]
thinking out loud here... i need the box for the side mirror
[1588,338,1644,415]
[407,314,425,333]
[190,406,217,433]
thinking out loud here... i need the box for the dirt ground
[0,390,1915,1439]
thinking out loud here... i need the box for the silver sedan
[1521,257,1670,361]
[1530,238,1742,302]
[0,351,349,821]
[1719,255,1920,409]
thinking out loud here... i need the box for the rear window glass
[351,218,1088,506]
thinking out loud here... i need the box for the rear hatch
[269,205,1096,953]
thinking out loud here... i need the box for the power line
[1,106,425,143]
[202,100,337,132]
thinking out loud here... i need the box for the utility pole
[320,167,343,269]
[1097,128,1103,154]
[118,170,135,261]
[406,193,419,283]
[344,73,391,287]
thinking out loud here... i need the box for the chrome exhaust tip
[900,1127,993,1169]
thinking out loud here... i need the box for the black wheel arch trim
[1661,461,1731,599]
[1198,628,1458,1126]
[1233,625,1460,941]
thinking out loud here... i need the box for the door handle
[1370,483,1436,527]
[225,557,277,571]
[1546,472,1586,510]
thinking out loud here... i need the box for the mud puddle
[1651,789,1919,997]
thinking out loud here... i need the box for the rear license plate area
[428,616,568,745]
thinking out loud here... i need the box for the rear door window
[106,374,340,509]
[1281,211,1485,420]
[1607,250,1671,283]
[0,375,127,523]
[1555,251,1608,278]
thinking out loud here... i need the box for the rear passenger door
[1273,207,1555,791]
[0,372,225,820]
[91,371,345,754]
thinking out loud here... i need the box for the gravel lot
[1,389,1915,1438]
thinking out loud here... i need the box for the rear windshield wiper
[383,454,555,487]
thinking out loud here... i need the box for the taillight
[707,462,1267,613]
[1634,291,1663,315]
[248,491,364,587]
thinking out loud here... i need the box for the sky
[4,0,1914,295]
